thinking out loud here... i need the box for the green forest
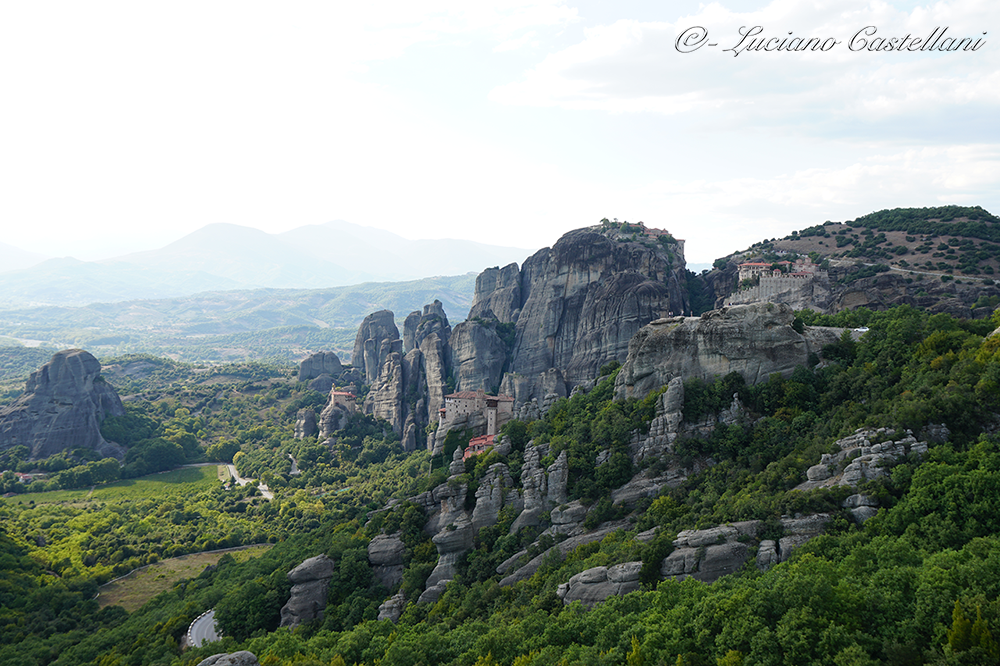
[5,304,1000,665]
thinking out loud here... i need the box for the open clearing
[2,465,224,506]
[98,544,272,612]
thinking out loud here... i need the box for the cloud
[489,0,999,141]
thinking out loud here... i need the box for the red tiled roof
[445,391,483,399]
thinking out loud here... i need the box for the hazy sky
[1,1,996,265]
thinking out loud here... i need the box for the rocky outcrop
[368,533,406,589]
[377,592,407,623]
[510,446,548,533]
[414,301,452,421]
[508,229,686,386]
[280,554,336,628]
[366,351,406,434]
[196,652,260,666]
[796,427,929,491]
[294,409,317,439]
[630,377,684,462]
[843,494,879,524]
[756,514,832,570]
[471,463,513,531]
[615,304,845,400]
[353,311,400,384]
[499,520,632,587]
[468,227,688,409]
[299,351,342,382]
[556,562,643,607]
[469,262,522,323]
[661,522,760,583]
[403,311,422,354]
[546,500,588,537]
[419,514,475,604]
[0,349,126,460]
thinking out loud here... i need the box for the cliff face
[614,303,844,400]
[475,226,688,403]
[0,349,126,460]
[328,224,691,449]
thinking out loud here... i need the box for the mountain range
[0,221,534,308]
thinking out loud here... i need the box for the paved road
[226,464,274,500]
[188,610,220,647]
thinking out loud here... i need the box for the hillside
[1,304,1000,665]
[698,205,1000,317]
[4,215,1000,666]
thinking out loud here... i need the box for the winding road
[226,464,274,500]
[188,610,220,647]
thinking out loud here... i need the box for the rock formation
[0,349,126,460]
[630,377,684,462]
[471,463,514,531]
[294,409,317,439]
[797,427,928,491]
[377,592,407,623]
[353,311,400,384]
[556,562,643,607]
[279,554,336,628]
[471,227,688,409]
[661,522,760,583]
[298,351,342,382]
[413,301,452,421]
[450,319,507,394]
[368,533,406,589]
[614,303,845,400]
[469,262,522,323]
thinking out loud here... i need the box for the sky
[0,0,996,266]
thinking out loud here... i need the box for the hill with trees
[3,303,1000,665]
[698,206,1000,318]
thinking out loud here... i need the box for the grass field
[2,465,225,506]
[97,544,273,612]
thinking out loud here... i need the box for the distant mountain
[276,221,536,282]
[0,273,478,365]
[0,241,49,273]
[0,221,534,308]
[0,257,246,309]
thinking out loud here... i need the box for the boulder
[307,374,335,394]
[298,351,342,382]
[661,521,761,583]
[197,652,260,666]
[368,533,406,589]
[556,562,643,607]
[377,592,407,623]
[280,554,336,627]
[0,349,126,460]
